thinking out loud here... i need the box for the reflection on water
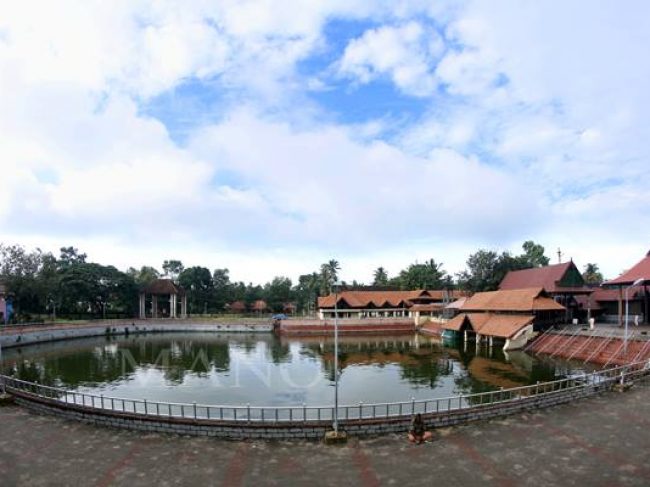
[0,332,579,406]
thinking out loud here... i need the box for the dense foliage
[0,240,572,322]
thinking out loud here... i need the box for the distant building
[317,289,466,321]
[442,313,535,351]
[138,279,187,319]
[456,287,566,329]
[499,261,592,320]
[252,300,269,313]
[602,250,650,325]
[282,302,297,315]
[441,287,566,350]
[227,301,247,313]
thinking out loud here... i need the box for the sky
[1,0,649,284]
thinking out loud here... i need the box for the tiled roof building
[602,250,650,324]
[317,289,467,320]
[499,261,591,321]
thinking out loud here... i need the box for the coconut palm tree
[320,259,341,294]
[373,267,389,286]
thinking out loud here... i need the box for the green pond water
[0,332,586,407]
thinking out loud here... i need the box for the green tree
[457,246,542,292]
[456,250,501,292]
[393,259,448,290]
[372,267,389,286]
[58,262,136,317]
[520,241,550,267]
[320,259,341,294]
[179,267,213,314]
[58,246,87,266]
[0,244,48,318]
[265,276,293,312]
[294,272,320,314]
[582,263,604,285]
[212,268,231,311]
[162,260,184,282]
[126,266,160,287]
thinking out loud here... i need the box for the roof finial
[557,248,563,264]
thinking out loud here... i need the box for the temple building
[499,261,592,321]
[138,279,187,319]
[317,289,466,322]
[441,287,566,350]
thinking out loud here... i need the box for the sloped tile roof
[445,297,468,309]
[442,313,534,338]
[317,289,464,309]
[460,288,565,312]
[142,279,185,295]
[604,250,650,286]
[475,314,534,338]
[590,286,645,302]
[499,262,590,294]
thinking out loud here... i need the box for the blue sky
[1,0,649,283]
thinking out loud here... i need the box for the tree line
[0,241,604,322]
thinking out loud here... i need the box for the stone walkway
[1,381,649,486]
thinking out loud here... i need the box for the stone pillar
[170,293,176,319]
[181,295,187,318]
[618,286,623,327]
[152,295,158,319]
[139,293,145,319]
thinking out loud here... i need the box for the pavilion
[138,279,187,319]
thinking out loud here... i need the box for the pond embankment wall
[0,321,272,349]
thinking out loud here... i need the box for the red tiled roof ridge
[317,289,466,309]
[442,312,534,338]
[603,251,650,286]
[499,262,576,293]
[460,287,565,312]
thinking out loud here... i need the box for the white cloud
[338,22,443,96]
[1,0,649,284]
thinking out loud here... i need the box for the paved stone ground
[1,381,649,486]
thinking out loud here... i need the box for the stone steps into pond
[528,329,650,366]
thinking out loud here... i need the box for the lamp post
[332,281,341,434]
[625,278,645,354]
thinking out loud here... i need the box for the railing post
[100,394,104,409]
[359,401,363,419]
[303,403,306,423]
[412,397,416,414]
[194,402,198,419]
[144,399,147,415]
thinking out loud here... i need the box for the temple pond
[0,332,587,407]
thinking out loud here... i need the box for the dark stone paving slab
[1,380,649,486]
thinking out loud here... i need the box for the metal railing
[2,361,649,424]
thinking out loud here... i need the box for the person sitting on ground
[408,413,433,444]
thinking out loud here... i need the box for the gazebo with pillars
[139,279,187,319]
